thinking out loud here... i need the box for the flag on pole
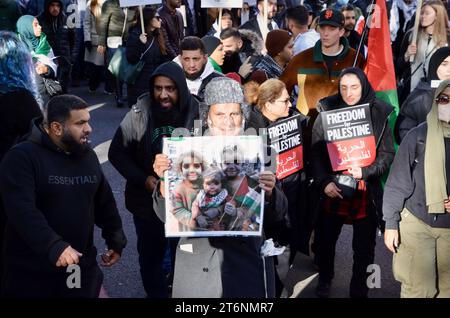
[364,0,399,145]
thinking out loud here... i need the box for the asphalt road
[70,83,400,298]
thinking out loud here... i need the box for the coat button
[203,267,208,272]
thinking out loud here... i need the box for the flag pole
[263,0,269,41]
[139,5,145,35]
[353,0,376,67]
[409,0,424,62]
[218,8,223,35]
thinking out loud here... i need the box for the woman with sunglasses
[171,151,206,231]
[245,78,308,297]
[246,79,308,250]
[311,67,395,298]
[384,79,450,298]
[126,6,169,108]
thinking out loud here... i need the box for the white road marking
[289,273,319,298]
[94,139,111,164]
[88,102,106,112]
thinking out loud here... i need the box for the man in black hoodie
[108,61,199,298]
[0,95,126,298]
[37,0,79,93]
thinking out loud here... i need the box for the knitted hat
[204,77,244,106]
[201,36,221,56]
[265,29,292,58]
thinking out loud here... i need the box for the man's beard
[345,24,355,32]
[185,63,206,80]
[61,129,90,156]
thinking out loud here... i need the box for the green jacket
[98,0,136,47]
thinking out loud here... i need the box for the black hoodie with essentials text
[0,118,126,273]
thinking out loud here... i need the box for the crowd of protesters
[0,0,450,299]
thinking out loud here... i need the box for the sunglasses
[154,16,161,21]
[436,94,450,105]
[182,163,201,169]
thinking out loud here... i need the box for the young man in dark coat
[108,61,199,297]
[37,0,79,93]
[0,95,126,298]
[158,0,184,59]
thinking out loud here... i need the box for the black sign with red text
[267,115,303,179]
[321,103,376,171]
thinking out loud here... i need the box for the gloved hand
[84,40,92,52]
[238,56,253,79]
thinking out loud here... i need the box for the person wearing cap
[250,29,293,82]
[280,8,364,121]
[240,0,279,41]
[383,79,450,298]
[396,47,450,143]
[151,77,288,297]
[286,5,320,56]
[173,36,223,101]
[202,35,225,73]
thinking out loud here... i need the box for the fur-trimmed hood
[239,28,264,57]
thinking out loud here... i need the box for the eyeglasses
[436,94,450,105]
[182,163,201,169]
[274,99,291,106]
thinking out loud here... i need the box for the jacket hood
[239,29,264,56]
[173,55,216,83]
[149,61,192,112]
[428,47,450,81]
[42,0,65,22]
[319,67,376,111]
[27,117,64,154]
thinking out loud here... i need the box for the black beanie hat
[201,36,221,56]
[428,47,450,81]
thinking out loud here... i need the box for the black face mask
[60,128,91,157]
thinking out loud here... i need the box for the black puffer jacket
[37,0,78,61]
[125,27,170,107]
[395,79,435,144]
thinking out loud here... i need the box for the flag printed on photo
[267,114,303,179]
[163,135,265,237]
[321,103,376,171]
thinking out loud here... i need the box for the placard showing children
[163,135,265,237]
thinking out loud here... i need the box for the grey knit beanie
[204,77,244,106]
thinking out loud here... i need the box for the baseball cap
[318,8,344,28]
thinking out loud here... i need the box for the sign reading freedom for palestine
[321,103,376,171]
[267,115,303,179]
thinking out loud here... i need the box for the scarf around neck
[424,79,450,214]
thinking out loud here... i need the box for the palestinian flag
[364,0,399,146]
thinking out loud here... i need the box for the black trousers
[133,214,177,298]
[315,212,377,298]
[2,263,103,298]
